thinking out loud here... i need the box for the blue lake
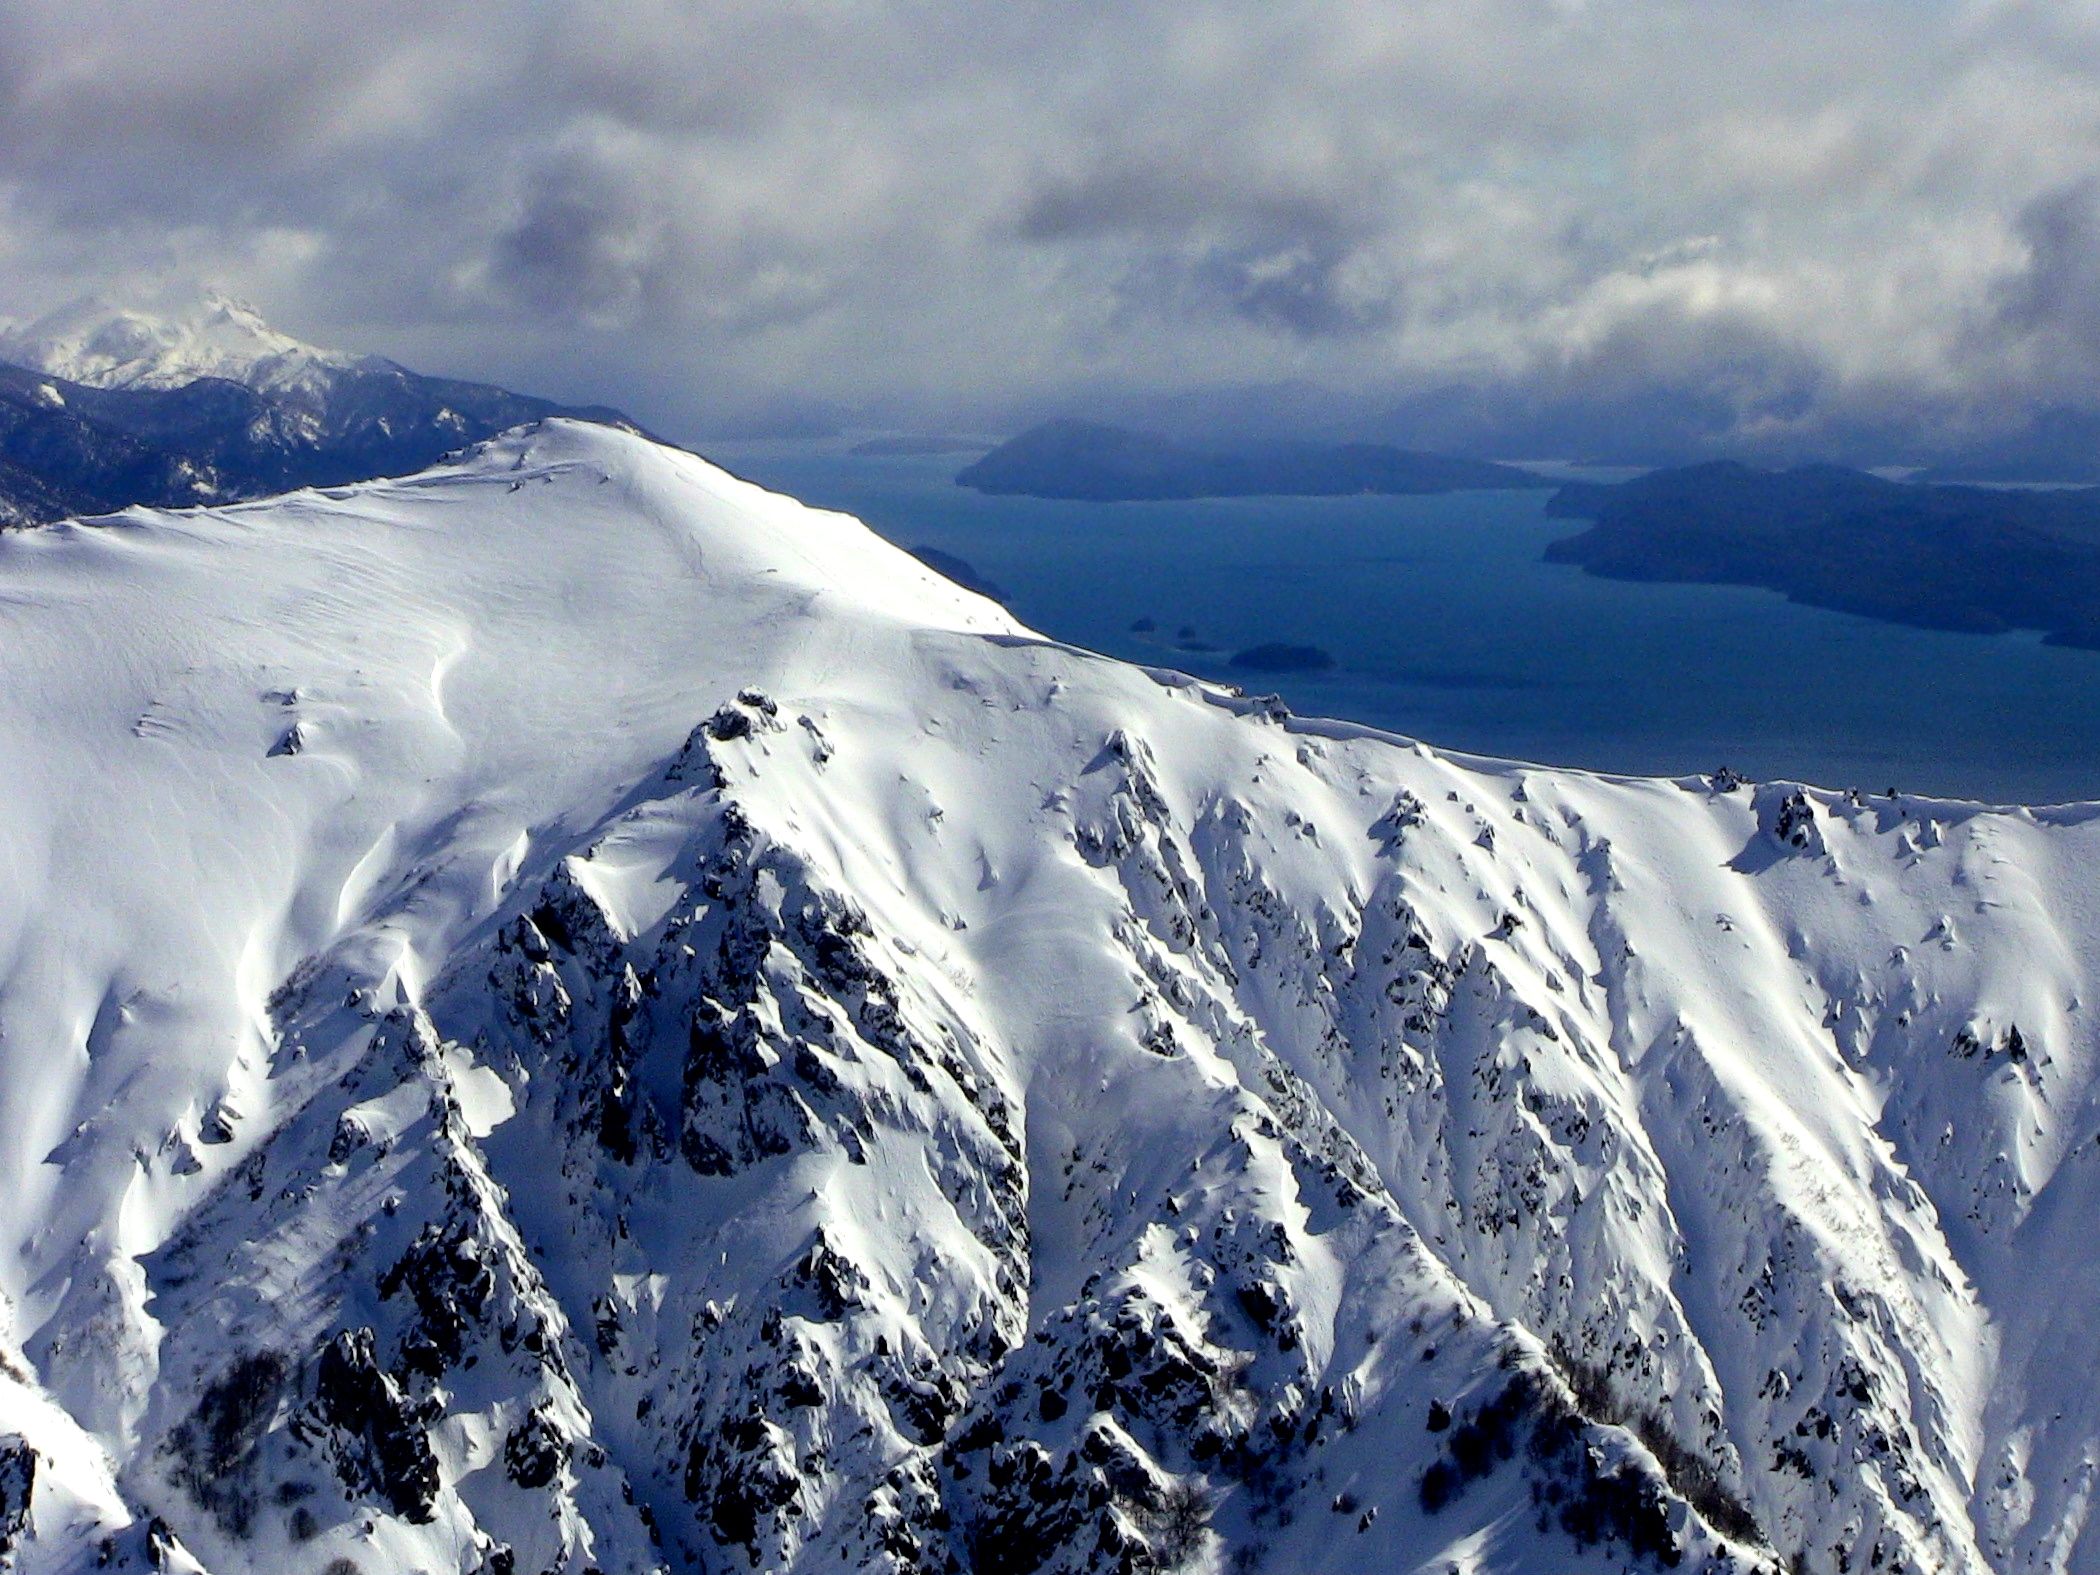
[703,439,2100,806]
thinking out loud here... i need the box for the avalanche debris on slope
[0,420,2095,1574]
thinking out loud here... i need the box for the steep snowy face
[2,421,2098,1575]
[0,292,363,401]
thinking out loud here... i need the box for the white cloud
[0,0,2096,456]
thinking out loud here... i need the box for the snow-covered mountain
[0,419,2095,1575]
[0,292,360,401]
[0,295,636,526]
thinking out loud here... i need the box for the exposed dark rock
[503,1407,570,1491]
[0,1436,34,1559]
[378,1222,495,1366]
[313,1328,441,1523]
[1772,790,1818,851]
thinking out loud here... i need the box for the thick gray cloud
[3,0,2100,461]
[1994,181,2100,377]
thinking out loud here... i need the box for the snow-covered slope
[1,420,2095,1575]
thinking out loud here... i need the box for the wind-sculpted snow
[2,422,2098,1573]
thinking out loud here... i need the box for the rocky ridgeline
[6,692,1812,1575]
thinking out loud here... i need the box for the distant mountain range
[0,293,637,525]
[956,417,1552,501]
[1547,460,2100,647]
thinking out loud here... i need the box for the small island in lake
[1546,461,2100,647]
[1229,643,1337,673]
[957,418,1552,501]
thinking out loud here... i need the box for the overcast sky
[4,0,2100,458]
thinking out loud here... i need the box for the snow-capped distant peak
[0,288,369,396]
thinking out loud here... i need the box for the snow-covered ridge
[0,290,366,399]
[1,420,2097,1574]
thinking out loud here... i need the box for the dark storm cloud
[3,0,2100,461]
[491,147,667,324]
[1190,242,1396,339]
[1018,162,1398,338]
[1994,181,2100,385]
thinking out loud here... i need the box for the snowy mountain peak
[0,288,367,397]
